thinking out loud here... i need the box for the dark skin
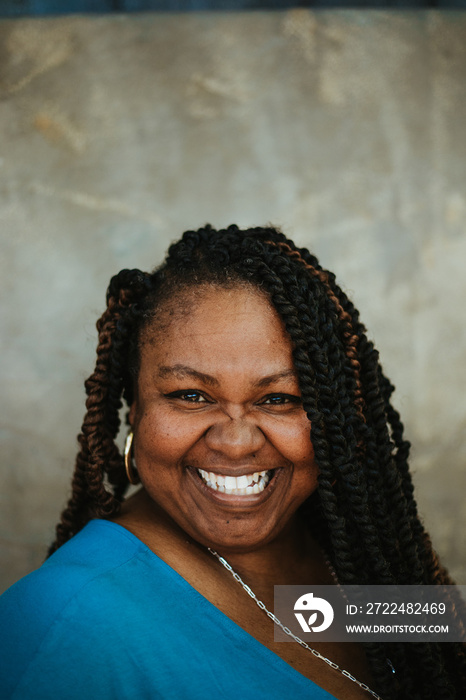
[114,285,375,700]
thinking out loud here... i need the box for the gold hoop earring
[124,431,140,485]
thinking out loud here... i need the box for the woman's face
[130,285,318,552]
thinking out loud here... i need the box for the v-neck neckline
[89,519,338,700]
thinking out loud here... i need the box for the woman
[0,225,464,700]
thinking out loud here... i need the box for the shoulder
[0,520,159,699]
[0,520,146,612]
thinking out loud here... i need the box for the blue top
[0,519,337,699]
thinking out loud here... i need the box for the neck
[210,512,331,588]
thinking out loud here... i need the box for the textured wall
[1,11,465,592]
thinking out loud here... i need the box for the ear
[129,402,137,427]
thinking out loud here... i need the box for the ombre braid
[49,269,152,554]
[49,225,465,698]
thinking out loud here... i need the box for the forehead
[139,285,295,373]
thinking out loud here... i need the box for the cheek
[281,420,318,494]
[133,416,188,495]
[274,417,314,464]
[134,411,202,465]
[134,414,173,461]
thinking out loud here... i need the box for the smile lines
[197,469,273,495]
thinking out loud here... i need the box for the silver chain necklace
[208,548,383,700]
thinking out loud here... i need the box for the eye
[164,390,210,403]
[260,394,302,406]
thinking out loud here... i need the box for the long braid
[50,224,465,696]
[48,269,151,554]
[268,247,394,585]
[299,254,428,585]
[260,252,364,583]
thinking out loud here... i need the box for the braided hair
[50,225,465,699]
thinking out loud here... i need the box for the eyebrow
[157,365,297,388]
[158,365,219,386]
[254,369,298,388]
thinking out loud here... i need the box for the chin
[193,523,280,554]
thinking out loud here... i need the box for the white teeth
[197,468,272,495]
[224,476,236,489]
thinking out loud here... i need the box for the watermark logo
[275,585,466,643]
[294,592,334,633]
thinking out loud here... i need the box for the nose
[204,416,266,459]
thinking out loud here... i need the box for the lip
[186,465,283,508]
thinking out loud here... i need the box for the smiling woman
[0,225,464,700]
[125,286,318,553]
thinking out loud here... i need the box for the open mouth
[197,468,274,496]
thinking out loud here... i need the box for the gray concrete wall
[1,11,465,593]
